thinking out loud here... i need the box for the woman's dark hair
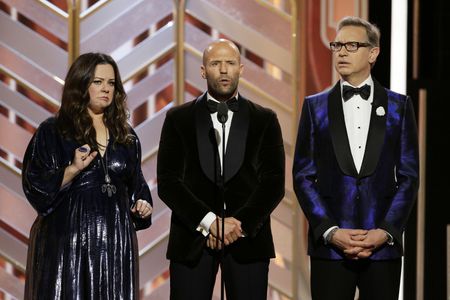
[56,52,132,148]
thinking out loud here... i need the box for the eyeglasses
[329,41,372,52]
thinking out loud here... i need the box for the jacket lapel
[195,93,250,184]
[224,95,249,182]
[328,81,359,177]
[195,93,220,183]
[358,79,387,178]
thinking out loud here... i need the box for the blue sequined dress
[22,117,152,300]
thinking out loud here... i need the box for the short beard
[207,82,238,101]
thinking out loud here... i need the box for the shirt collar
[340,75,374,102]
[341,75,373,89]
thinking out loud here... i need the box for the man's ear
[239,64,244,76]
[369,47,380,64]
[200,65,206,79]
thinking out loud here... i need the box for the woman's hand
[131,199,153,219]
[62,144,98,187]
[71,144,98,173]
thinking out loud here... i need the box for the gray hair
[338,16,380,47]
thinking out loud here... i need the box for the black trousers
[310,258,402,300]
[170,249,269,300]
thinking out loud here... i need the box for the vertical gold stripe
[360,0,369,20]
[416,88,427,300]
[298,0,309,284]
[67,0,80,65]
[174,0,185,106]
[292,0,312,298]
[291,0,300,297]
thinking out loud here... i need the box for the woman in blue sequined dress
[22,52,152,300]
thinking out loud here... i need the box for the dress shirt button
[358,146,362,149]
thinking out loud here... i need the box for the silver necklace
[99,127,116,197]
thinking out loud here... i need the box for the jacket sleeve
[157,110,214,232]
[233,112,285,238]
[379,96,419,243]
[292,98,337,242]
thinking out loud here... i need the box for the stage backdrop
[0,1,373,299]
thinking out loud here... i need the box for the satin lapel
[328,81,359,177]
[224,96,249,182]
[359,79,387,178]
[195,93,219,183]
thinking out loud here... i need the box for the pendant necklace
[99,127,116,197]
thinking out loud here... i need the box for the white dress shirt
[341,76,374,173]
[197,93,236,236]
[323,76,393,245]
[323,76,373,241]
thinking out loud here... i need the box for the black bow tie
[342,84,371,101]
[206,98,239,113]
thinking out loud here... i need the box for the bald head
[200,39,243,101]
[202,39,241,66]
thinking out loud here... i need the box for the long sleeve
[22,119,70,216]
[379,97,419,243]
[292,99,337,242]
[157,110,214,231]
[127,129,152,231]
[233,112,285,238]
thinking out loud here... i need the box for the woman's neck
[88,108,105,126]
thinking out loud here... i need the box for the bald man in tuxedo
[158,39,285,300]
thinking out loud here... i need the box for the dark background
[370,0,450,299]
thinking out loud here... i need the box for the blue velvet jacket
[293,80,419,260]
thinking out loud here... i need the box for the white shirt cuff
[196,212,216,237]
[323,226,339,243]
[382,229,394,246]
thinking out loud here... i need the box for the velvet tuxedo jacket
[293,80,419,260]
[157,93,285,264]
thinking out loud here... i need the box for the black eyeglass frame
[329,41,372,52]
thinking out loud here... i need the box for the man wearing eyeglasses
[293,16,419,299]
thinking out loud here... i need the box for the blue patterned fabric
[293,80,419,260]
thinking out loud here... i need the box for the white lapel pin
[376,106,385,116]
